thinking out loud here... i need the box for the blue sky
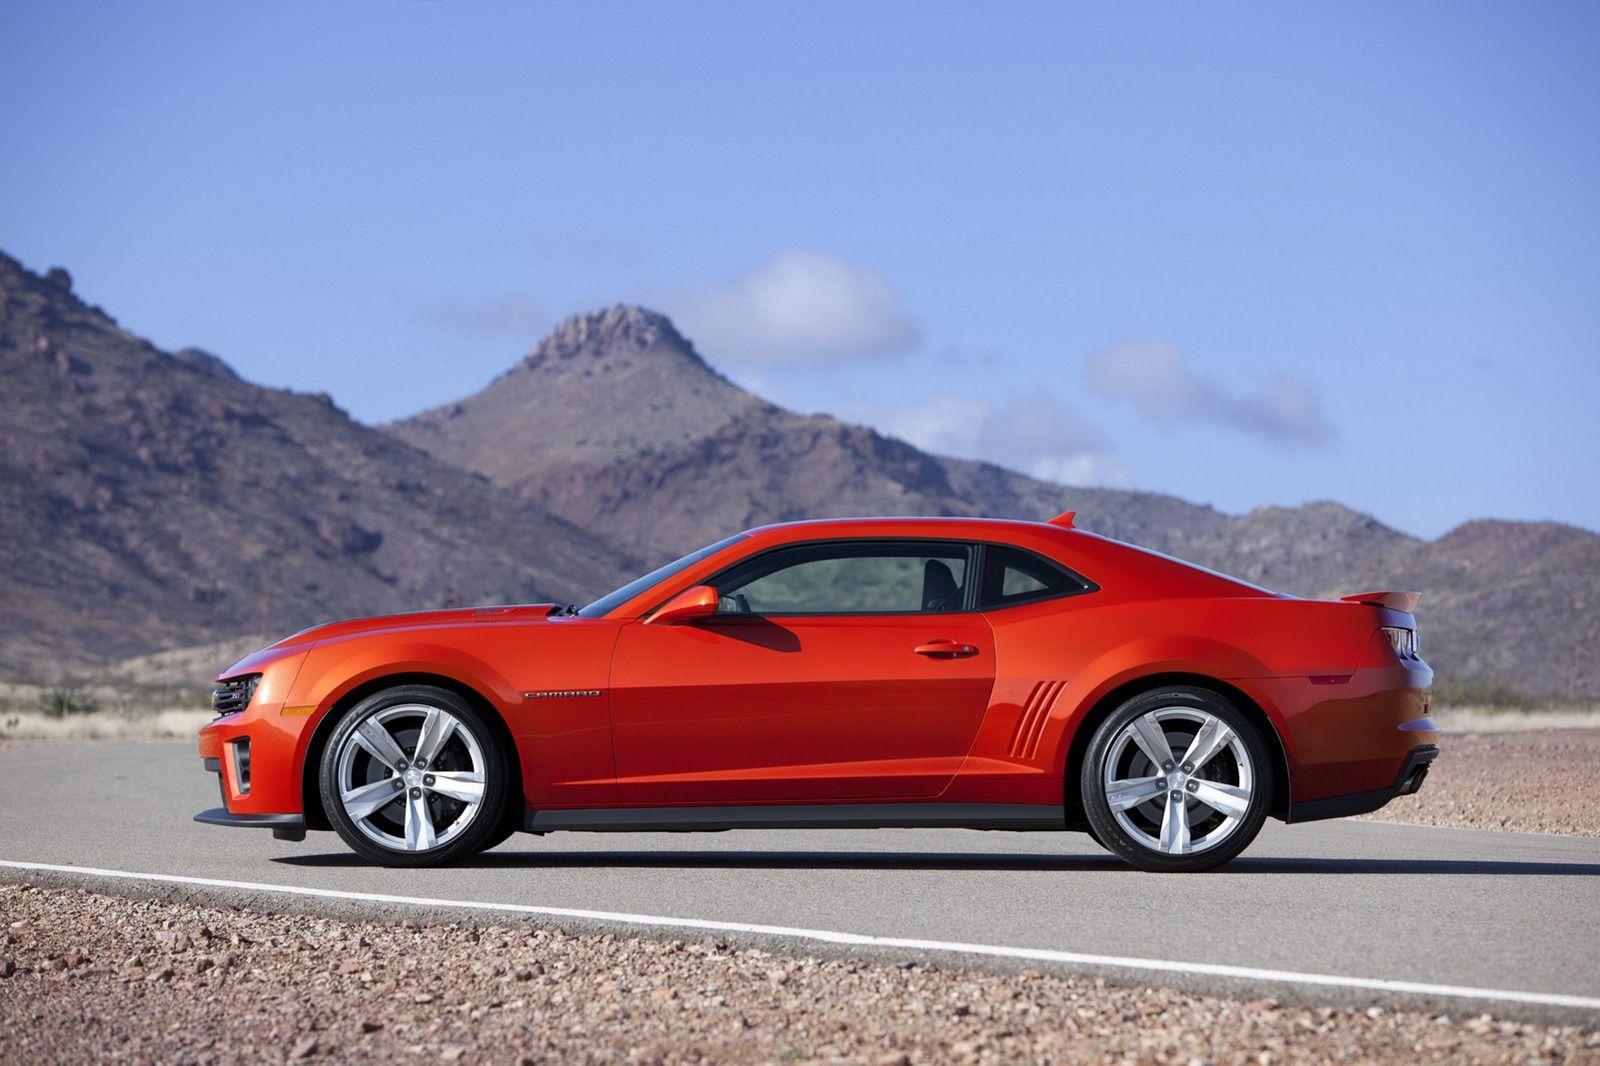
[3,1,1596,538]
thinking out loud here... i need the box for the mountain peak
[394,301,760,487]
[522,304,704,372]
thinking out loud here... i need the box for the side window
[977,544,1091,609]
[713,541,972,615]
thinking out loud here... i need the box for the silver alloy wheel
[334,703,487,852]
[1101,706,1255,856]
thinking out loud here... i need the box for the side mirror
[646,584,720,626]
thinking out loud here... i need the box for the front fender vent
[1009,680,1066,759]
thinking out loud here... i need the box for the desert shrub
[1430,674,1541,710]
[38,682,99,718]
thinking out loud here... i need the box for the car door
[607,539,996,804]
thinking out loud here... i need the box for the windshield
[577,534,748,618]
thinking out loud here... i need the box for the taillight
[1380,626,1417,660]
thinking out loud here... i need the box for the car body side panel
[943,597,1285,804]
[944,593,1426,808]
[200,618,624,816]
[1248,618,1435,802]
[290,620,623,807]
[608,614,996,803]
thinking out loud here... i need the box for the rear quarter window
[978,544,1094,609]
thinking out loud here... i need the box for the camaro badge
[523,689,603,699]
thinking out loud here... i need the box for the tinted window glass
[978,544,1090,609]
[714,541,971,615]
[578,534,747,617]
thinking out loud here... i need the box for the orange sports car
[196,514,1437,872]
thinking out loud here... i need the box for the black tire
[479,817,522,853]
[319,685,510,867]
[1080,686,1273,873]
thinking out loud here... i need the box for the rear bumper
[1286,744,1438,823]
[1243,652,1436,807]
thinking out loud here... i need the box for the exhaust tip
[1400,765,1430,796]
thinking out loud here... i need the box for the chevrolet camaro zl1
[196,513,1437,872]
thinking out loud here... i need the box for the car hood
[219,604,559,679]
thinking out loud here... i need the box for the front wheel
[1080,687,1273,872]
[319,685,509,867]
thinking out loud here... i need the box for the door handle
[914,640,980,658]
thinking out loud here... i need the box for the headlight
[211,674,261,716]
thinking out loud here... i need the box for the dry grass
[1432,706,1600,733]
[0,637,257,738]
[0,709,212,742]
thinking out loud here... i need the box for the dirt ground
[2,884,1595,1065]
[1361,729,1600,837]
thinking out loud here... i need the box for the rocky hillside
[395,306,1599,701]
[393,307,1236,557]
[2,252,1591,700]
[0,252,637,673]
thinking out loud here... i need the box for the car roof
[599,512,1272,619]
[739,515,1071,542]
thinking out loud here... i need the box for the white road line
[3,858,1597,1013]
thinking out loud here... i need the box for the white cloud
[860,391,1131,489]
[672,251,922,364]
[1086,340,1335,447]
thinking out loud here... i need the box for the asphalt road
[3,740,1598,1022]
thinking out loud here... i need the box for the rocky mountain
[2,252,1591,701]
[394,306,1599,701]
[0,252,637,674]
[392,307,1235,556]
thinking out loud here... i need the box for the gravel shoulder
[1361,729,1600,837]
[3,883,1596,1065]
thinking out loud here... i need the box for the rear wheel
[479,817,522,853]
[319,685,509,867]
[1081,687,1273,872]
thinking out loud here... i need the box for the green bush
[38,683,99,718]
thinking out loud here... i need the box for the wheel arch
[1061,672,1291,826]
[299,671,524,833]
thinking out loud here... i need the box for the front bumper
[198,666,318,836]
[197,747,310,840]
[193,807,307,840]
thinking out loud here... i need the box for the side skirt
[524,802,1066,834]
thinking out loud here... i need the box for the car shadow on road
[272,851,1600,876]
[276,850,1126,872]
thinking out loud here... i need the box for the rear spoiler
[1340,590,1421,613]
